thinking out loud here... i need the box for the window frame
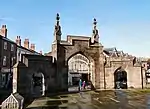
[4,42,7,50]
[11,44,14,51]
[3,56,7,66]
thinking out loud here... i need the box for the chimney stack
[24,39,29,49]
[40,51,42,55]
[16,36,21,46]
[0,25,7,37]
[30,44,35,51]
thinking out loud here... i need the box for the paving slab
[26,90,150,109]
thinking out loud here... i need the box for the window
[11,57,14,66]
[11,57,15,66]
[3,56,6,66]
[11,44,14,51]
[4,42,7,50]
[18,51,21,62]
[1,74,5,82]
[18,51,21,56]
[1,74,6,87]
[52,57,55,63]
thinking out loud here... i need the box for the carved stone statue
[54,13,62,40]
[91,18,99,43]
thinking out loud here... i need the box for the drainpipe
[104,57,106,89]
[104,65,106,89]
[141,66,144,89]
[10,52,11,76]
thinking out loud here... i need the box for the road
[27,90,150,109]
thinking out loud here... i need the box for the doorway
[68,53,90,87]
[81,74,88,82]
[114,68,127,89]
[32,72,45,97]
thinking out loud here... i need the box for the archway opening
[114,68,127,89]
[68,53,91,87]
[32,71,45,97]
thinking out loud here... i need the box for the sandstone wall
[60,38,104,89]
[105,61,143,89]
[14,55,57,99]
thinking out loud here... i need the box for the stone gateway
[46,13,147,90]
[13,14,147,99]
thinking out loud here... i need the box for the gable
[2,94,18,105]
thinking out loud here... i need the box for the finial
[56,13,60,26]
[56,13,60,21]
[53,13,62,41]
[93,18,97,26]
[91,18,99,43]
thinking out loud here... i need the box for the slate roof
[2,93,24,106]
[103,47,134,58]
[17,44,40,55]
[13,93,24,103]
[104,47,117,52]
[0,35,41,56]
[2,36,16,44]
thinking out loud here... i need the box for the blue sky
[0,0,150,57]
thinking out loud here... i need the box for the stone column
[94,58,101,89]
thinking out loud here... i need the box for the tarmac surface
[26,89,150,109]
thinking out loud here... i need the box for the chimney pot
[16,36,21,46]
[0,25,7,37]
[30,43,35,51]
[24,39,29,49]
[2,25,6,28]
[40,51,42,55]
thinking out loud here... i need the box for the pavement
[26,89,150,109]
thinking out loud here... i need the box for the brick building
[0,25,17,89]
[0,25,41,89]
[15,36,41,62]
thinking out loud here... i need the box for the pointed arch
[67,51,95,87]
[32,69,45,97]
[67,51,92,63]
